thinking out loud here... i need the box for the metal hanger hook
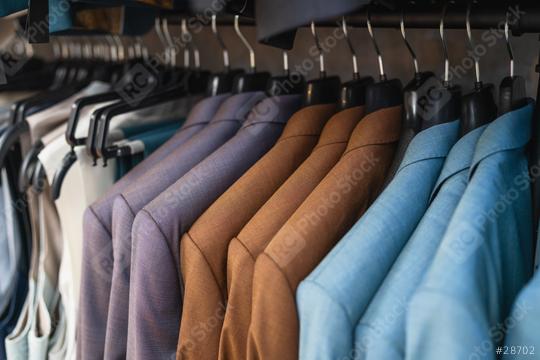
[466,1,481,84]
[105,35,118,62]
[211,15,230,71]
[505,8,514,78]
[135,36,148,61]
[341,17,359,79]
[310,21,326,77]
[400,9,419,75]
[154,17,170,65]
[282,51,289,75]
[366,6,386,81]
[51,37,61,59]
[182,18,200,69]
[234,15,255,73]
[440,2,450,84]
[162,18,177,67]
[82,36,93,60]
[113,35,125,62]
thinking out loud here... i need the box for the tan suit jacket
[219,106,364,360]
[246,106,402,360]
[176,104,336,359]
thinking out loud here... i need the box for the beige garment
[0,91,37,107]
[5,82,109,359]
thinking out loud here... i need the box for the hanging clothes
[246,105,402,360]
[406,102,535,360]
[1,2,540,360]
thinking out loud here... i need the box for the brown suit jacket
[218,106,364,360]
[246,105,402,360]
[177,104,336,360]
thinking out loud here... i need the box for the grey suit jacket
[126,94,302,360]
[102,91,266,360]
[77,94,229,360]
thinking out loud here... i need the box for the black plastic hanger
[232,15,270,94]
[499,9,527,115]
[398,10,442,131]
[0,81,88,171]
[418,3,461,130]
[206,15,245,96]
[49,35,137,198]
[17,35,122,192]
[17,140,43,192]
[338,17,373,110]
[460,2,497,136]
[266,51,305,96]
[382,11,434,186]
[82,18,180,162]
[364,8,403,115]
[93,86,190,166]
[162,18,192,89]
[90,16,214,166]
[303,21,341,106]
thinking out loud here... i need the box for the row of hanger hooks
[307,1,519,87]
[22,0,518,84]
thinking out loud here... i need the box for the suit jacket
[246,106,402,360]
[126,95,302,360]
[295,120,462,360]
[177,103,336,360]
[354,123,481,360]
[102,92,265,360]
[219,105,363,360]
[406,103,534,360]
[77,94,228,360]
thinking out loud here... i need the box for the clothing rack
[2,1,540,358]
[165,3,540,270]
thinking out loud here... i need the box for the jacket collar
[344,105,402,153]
[430,124,486,202]
[396,120,460,177]
[469,101,534,178]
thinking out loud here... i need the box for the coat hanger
[418,2,461,130]
[79,34,131,163]
[231,15,270,93]
[499,7,527,115]
[460,1,497,136]
[206,14,244,96]
[400,9,437,131]
[266,50,305,96]
[303,21,341,106]
[338,17,373,110]
[154,17,178,88]
[64,36,126,151]
[6,36,85,125]
[90,18,210,166]
[364,6,403,115]
[82,17,182,165]
[180,18,210,94]
[51,36,125,198]
[20,36,121,193]
[91,85,190,166]
[0,37,93,172]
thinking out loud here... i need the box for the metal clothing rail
[168,3,540,36]
[343,4,540,35]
